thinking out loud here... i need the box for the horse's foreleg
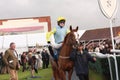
[53,70,57,80]
[59,70,66,80]
[53,70,60,80]
[68,69,73,80]
[51,60,60,80]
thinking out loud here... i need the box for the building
[80,26,120,43]
[0,16,52,51]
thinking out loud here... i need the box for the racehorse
[49,26,79,80]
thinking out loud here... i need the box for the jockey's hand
[47,41,51,44]
[47,41,51,47]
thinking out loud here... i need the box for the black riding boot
[48,45,54,58]
[48,46,59,66]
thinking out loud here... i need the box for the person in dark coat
[21,52,27,72]
[0,52,4,73]
[41,49,49,69]
[70,42,96,80]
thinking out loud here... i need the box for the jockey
[46,17,70,60]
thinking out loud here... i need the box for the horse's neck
[60,45,72,56]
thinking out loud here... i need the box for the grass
[89,69,105,80]
[0,66,53,80]
[0,66,105,80]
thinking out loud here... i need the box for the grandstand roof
[80,26,120,41]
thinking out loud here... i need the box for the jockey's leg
[52,43,62,49]
[52,43,62,55]
[53,47,61,66]
[56,47,61,58]
[49,43,62,59]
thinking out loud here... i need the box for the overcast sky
[0,0,120,30]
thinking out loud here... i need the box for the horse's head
[63,25,79,48]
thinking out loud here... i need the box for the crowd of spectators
[83,39,113,54]
[0,47,50,78]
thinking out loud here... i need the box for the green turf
[89,69,105,80]
[0,67,52,80]
[0,66,105,80]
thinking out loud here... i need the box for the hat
[57,17,66,22]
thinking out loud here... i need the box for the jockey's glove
[47,41,51,44]
[47,41,51,47]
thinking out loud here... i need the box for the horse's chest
[59,60,73,70]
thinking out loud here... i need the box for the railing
[89,50,120,80]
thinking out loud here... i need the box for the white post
[109,19,119,80]
[109,19,115,49]
[107,56,113,80]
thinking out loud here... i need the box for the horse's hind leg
[68,69,73,80]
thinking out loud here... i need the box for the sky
[0,0,120,30]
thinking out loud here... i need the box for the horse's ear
[76,26,79,31]
[70,25,72,31]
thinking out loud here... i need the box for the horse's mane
[62,31,75,46]
[63,33,69,44]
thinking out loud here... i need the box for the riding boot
[48,45,59,66]
[48,45,54,58]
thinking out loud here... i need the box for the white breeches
[51,43,62,49]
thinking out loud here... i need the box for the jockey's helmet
[57,17,66,25]
[57,16,66,22]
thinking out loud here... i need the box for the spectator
[41,49,49,69]
[0,52,3,73]
[37,51,43,69]
[21,52,27,72]
[70,42,96,80]
[3,42,20,80]
[27,48,38,77]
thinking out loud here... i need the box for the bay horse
[49,26,79,80]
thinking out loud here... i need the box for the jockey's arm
[46,28,56,42]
